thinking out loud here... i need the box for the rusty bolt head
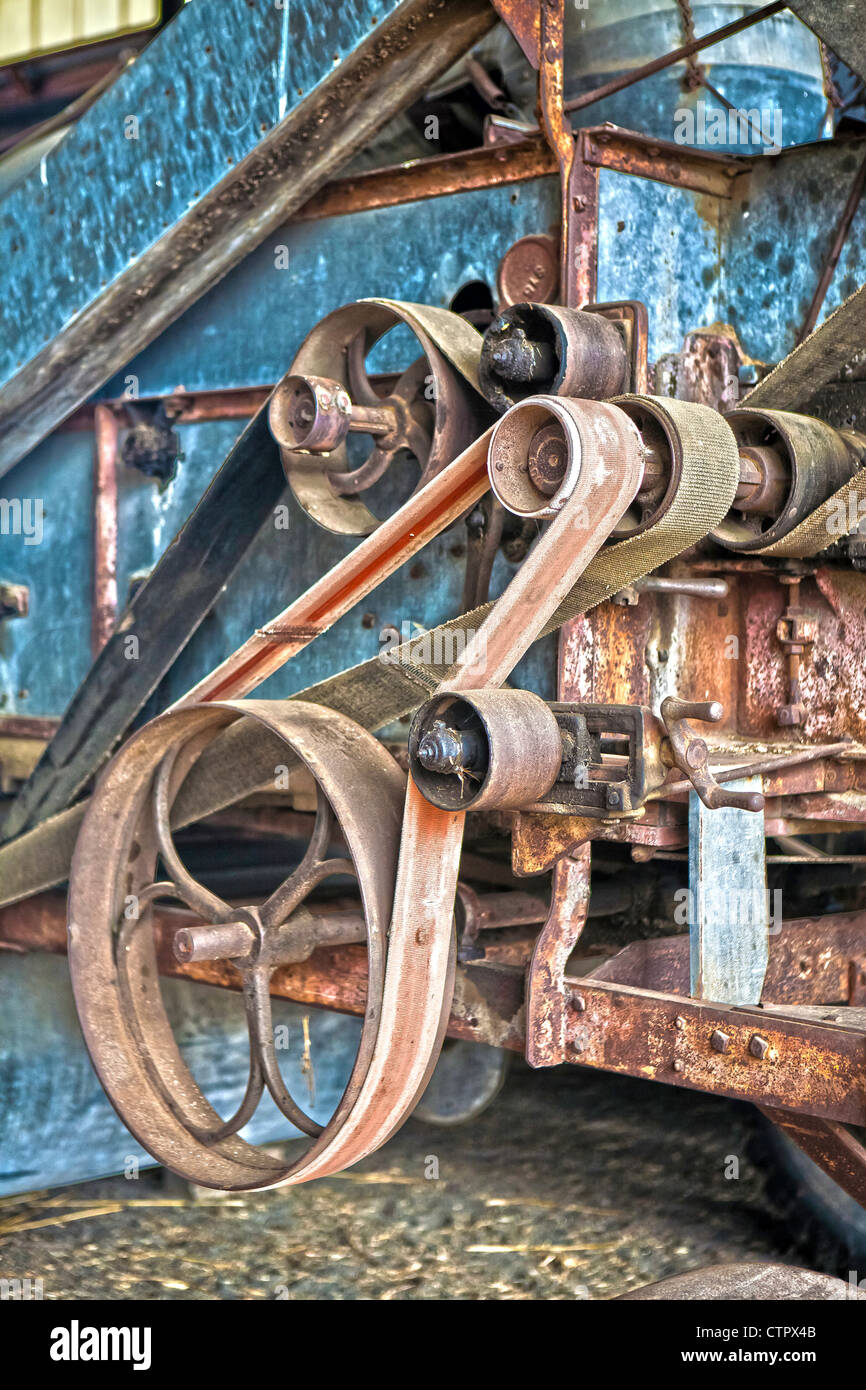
[570,992,587,1013]
[710,1028,731,1054]
[684,738,708,770]
[777,703,804,726]
[748,1034,770,1060]
[672,1059,684,1073]
[674,1015,686,1031]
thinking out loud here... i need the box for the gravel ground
[0,1059,825,1301]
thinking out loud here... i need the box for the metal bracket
[526,702,667,816]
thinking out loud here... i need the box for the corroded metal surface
[560,979,866,1127]
[0,0,497,472]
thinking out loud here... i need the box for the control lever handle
[660,697,765,813]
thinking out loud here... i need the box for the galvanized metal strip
[688,776,769,1005]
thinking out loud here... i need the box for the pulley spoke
[245,965,323,1137]
[153,750,232,923]
[260,790,357,927]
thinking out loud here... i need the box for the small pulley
[269,299,488,535]
[712,408,866,552]
[477,301,640,414]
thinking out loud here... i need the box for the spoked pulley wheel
[268,298,485,536]
[68,700,406,1190]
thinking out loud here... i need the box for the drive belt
[0,397,740,907]
[2,300,484,843]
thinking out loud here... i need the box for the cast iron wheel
[68,700,405,1191]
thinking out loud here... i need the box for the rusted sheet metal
[740,568,866,743]
[593,911,866,1007]
[561,978,866,1127]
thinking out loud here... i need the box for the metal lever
[660,697,765,813]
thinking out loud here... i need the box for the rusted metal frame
[525,848,591,1067]
[293,127,741,223]
[0,889,527,1051]
[649,741,859,801]
[798,148,866,344]
[489,0,541,69]
[12,887,866,1128]
[580,127,744,201]
[292,137,560,222]
[558,977,866,1128]
[91,403,119,657]
[64,388,273,432]
[537,0,583,308]
[0,715,59,739]
[562,1,786,115]
[761,1107,866,1210]
[592,910,866,1008]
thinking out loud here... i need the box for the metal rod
[652,741,860,800]
[91,403,119,657]
[563,1,786,115]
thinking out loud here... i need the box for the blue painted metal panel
[97,178,561,398]
[719,142,866,366]
[598,169,720,363]
[0,432,93,718]
[0,0,404,393]
[0,952,361,1197]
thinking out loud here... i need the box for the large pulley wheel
[68,700,406,1190]
[269,299,485,535]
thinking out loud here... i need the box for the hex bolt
[570,992,586,1013]
[672,1059,684,1073]
[674,1015,686,1031]
[748,1034,770,1060]
[710,1028,731,1054]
